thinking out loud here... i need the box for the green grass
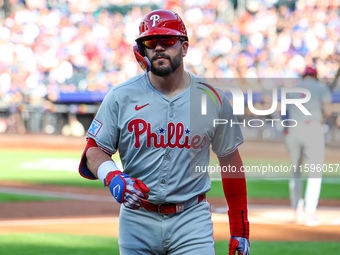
[0,150,106,188]
[208,178,340,199]
[0,193,62,202]
[0,233,119,255]
[208,179,289,199]
[0,233,339,255]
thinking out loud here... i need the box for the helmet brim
[136,28,188,43]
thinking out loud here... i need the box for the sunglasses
[142,37,184,49]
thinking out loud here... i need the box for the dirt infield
[1,181,340,241]
[1,134,340,242]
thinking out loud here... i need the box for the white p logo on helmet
[150,14,160,27]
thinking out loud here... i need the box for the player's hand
[228,236,250,255]
[104,171,150,209]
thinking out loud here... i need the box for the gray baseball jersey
[82,72,243,204]
[287,79,332,122]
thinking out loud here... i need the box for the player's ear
[181,41,189,57]
[133,45,151,72]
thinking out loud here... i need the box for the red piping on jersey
[218,140,244,158]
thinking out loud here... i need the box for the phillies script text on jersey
[128,119,207,149]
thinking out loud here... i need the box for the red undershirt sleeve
[218,149,250,239]
[78,138,99,180]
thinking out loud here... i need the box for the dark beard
[150,50,182,77]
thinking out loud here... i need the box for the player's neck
[148,67,190,99]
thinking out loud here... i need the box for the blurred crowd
[0,0,339,126]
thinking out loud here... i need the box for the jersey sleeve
[211,93,244,157]
[79,89,120,179]
[87,89,120,155]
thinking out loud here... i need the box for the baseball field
[1,134,340,254]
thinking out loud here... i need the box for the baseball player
[79,9,250,254]
[284,66,332,226]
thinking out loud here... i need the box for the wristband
[97,161,120,183]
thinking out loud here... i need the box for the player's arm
[322,101,332,120]
[218,149,250,255]
[321,83,333,120]
[79,137,150,209]
[86,147,112,178]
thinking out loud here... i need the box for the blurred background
[0,0,339,145]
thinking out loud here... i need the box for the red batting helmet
[135,9,188,43]
[302,66,317,78]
